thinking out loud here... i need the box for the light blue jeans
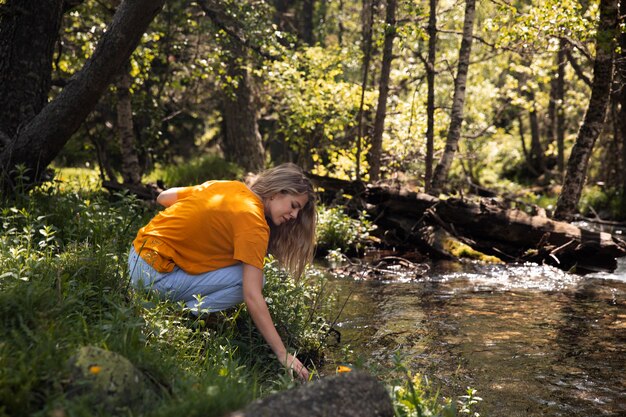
[128,247,263,314]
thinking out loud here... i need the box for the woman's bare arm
[156,187,185,207]
[242,263,309,381]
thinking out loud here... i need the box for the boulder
[228,371,393,417]
[66,346,159,413]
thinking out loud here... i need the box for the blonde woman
[128,163,316,380]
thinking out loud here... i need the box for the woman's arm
[242,263,309,381]
[156,187,185,207]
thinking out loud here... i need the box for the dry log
[310,175,626,273]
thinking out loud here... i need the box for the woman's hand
[280,353,309,381]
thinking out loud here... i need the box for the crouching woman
[128,163,316,380]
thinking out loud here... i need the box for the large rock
[228,371,393,417]
[66,346,159,413]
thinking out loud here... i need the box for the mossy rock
[66,346,159,413]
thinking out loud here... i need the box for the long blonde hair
[248,163,316,278]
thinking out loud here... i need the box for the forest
[1,0,625,416]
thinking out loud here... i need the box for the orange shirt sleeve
[233,229,268,270]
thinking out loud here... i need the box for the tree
[0,0,165,190]
[220,40,265,173]
[423,0,437,193]
[618,0,626,208]
[368,0,396,182]
[355,0,377,181]
[115,65,141,185]
[0,0,64,144]
[430,0,476,194]
[554,0,618,220]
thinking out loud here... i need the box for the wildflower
[88,365,102,375]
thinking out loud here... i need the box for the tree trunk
[556,40,566,174]
[116,67,141,185]
[424,0,437,193]
[619,0,626,210]
[0,0,64,141]
[528,100,545,174]
[0,0,165,190]
[221,41,265,173]
[301,0,315,45]
[355,0,376,181]
[554,0,618,220]
[430,0,475,193]
[368,0,396,182]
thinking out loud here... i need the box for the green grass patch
[0,178,333,417]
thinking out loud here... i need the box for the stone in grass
[66,346,160,413]
[228,371,394,417]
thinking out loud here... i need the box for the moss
[444,237,503,264]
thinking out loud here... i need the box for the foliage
[316,205,376,254]
[262,45,374,179]
[388,356,482,417]
[147,153,243,187]
[578,185,626,220]
[0,176,335,417]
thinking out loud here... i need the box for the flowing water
[326,257,626,416]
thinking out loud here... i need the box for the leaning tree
[0,0,165,191]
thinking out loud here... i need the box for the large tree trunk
[554,0,618,220]
[221,41,265,173]
[0,0,64,141]
[116,67,141,185]
[430,0,475,194]
[424,0,437,192]
[368,0,396,182]
[0,0,165,190]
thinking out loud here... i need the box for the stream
[325,256,626,416]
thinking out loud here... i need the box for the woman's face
[265,192,308,226]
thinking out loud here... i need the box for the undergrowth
[0,173,332,417]
[0,167,474,417]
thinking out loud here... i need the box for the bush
[316,206,376,254]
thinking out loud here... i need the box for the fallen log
[310,175,626,273]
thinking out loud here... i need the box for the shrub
[316,206,375,254]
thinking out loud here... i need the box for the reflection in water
[328,259,626,416]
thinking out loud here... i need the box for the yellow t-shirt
[133,181,269,274]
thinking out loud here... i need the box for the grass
[0,174,332,417]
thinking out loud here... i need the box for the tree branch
[195,0,280,62]
[564,47,593,87]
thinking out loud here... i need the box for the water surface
[328,258,626,416]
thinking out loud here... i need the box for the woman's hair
[247,163,317,278]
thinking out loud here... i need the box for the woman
[128,163,316,381]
